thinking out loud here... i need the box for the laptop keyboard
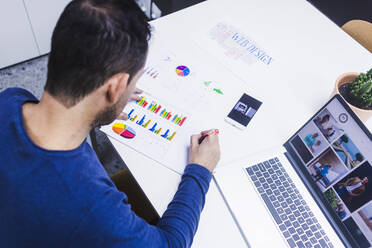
[246,157,333,248]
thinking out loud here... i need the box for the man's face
[92,68,144,127]
[321,116,330,124]
[362,177,369,184]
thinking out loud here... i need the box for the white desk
[108,0,372,247]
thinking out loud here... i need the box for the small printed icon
[213,88,224,95]
[204,81,212,87]
[339,113,348,123]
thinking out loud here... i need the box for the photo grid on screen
[289,100,372,248]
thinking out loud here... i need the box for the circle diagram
[339,113,348,123]
[175,65,190,77]
[112,123,136,139]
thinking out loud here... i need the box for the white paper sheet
[101,25,264,174]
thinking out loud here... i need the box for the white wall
[0,0,39,68]
[23,0,71,55]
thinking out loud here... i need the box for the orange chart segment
[112,123,125,134]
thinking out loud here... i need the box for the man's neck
[22,92,93,151]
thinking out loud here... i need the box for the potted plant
[334,68,372,122]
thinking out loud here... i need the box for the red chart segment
[112,123,136,139]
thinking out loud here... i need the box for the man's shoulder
[57,145,118,198]
[0,87,37,104]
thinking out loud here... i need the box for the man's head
[362,177,369,184]
[321,114,330,124]
[44,0,151,126]
[312,133,319,138]
[315,140,321,146]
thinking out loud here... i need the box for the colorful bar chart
[149,123,157,132]
[137,97,148,108]
[128,111,177,141]
[124,94,189,142]
[144,67,159,79]
[128,109,134,118]
[142,120,151,128]
[136,96,187,126]
[171,115,187,126]
[147,102,162,114]
[136,115,145,126]
[167,132,176,141]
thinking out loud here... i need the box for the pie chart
[176,65,190,77]
[112,123,136,139]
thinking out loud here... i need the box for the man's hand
[188,130,221,173]
[118,88,143,120]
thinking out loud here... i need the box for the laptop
[214,94,372,248]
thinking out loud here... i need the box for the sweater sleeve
[69,164,212,248]
[156,164,212,247]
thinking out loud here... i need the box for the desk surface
[109,0,372,247]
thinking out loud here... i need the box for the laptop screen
[285,95,372,248]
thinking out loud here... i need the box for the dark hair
[322,114,330,122]
[45,0,151,107]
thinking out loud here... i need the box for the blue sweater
[0,88,212,248]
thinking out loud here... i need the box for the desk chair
[110,169,160,225]
[89,129,160,225]
[342,20,372,53]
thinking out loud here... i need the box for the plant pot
[333,72,372,122]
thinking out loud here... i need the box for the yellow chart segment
[112,123,126,134]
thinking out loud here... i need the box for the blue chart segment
[176,65,190,77]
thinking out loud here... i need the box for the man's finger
[134,88,143,94]
[117,112,129,120]
[190,134,202,148]
[201,130,210,135]
[201,129,217,136]
[204,133,219,144]
[130,94,142,101]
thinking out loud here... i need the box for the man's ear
[106,73,130,104]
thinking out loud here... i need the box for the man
[314,114,344,141]
[334,200,346,219]
[0,0,220,247]
[312,162,332,182]
[337,176,369,202]
[315,115,334,137]
[304,133,321,153]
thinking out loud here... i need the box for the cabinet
[0,0,39,69]
[23,0,71,55]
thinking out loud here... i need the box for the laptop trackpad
[214,165,287,247]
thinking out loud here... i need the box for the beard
[91,100,123,128]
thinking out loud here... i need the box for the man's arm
[156,163,212,247]
[69,131,220,248]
